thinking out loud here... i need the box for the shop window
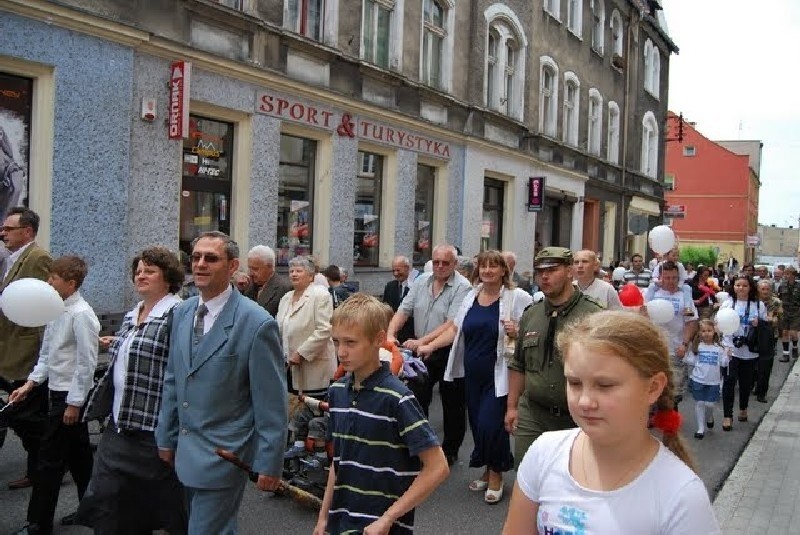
[180,116,234,258]
[0,72,33,221]
[482,178,504,251]
[277,134,316,266]
[354,151,383,267]
[415,164,436,265]
[362,0,392,68]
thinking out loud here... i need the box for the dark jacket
[245,274,293,319]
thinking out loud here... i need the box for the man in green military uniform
[779,266,800,359]
[504,247,602,466]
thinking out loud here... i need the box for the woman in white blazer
[276,256,336,397]
[420,250,532,505]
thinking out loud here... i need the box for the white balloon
[612,267,627,282]
[648,225,676,254]
[533,291,545,303]
[715,291,730,303]
[716,308,740,336]
[645,299,675,324]
[1,278,65,327]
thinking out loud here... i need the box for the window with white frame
[544,0,561,21]
[609,9,623,62]
[286,0,325,41]
[563,72,580,146]
[641,111,659,178]
[567,0,583,37]
[422,0,446,88]
[607,101,620,164]
[643,39,653,92]
[539,56,559,137]
[362,0,393,68]
[650,45,661,98]
[683,145,696,157]
[590,0,605,53]
[487,30,498,107]
[214,0,244,9]
[483,5,528,120]
[587,88,603,155]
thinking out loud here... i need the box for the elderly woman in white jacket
[276,256,336,398]
[419,250,531,505]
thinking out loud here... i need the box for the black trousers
[754,355,775,398]
[0,377,47,480]
[409,346,465,458]
[722,357,758,418]
[27,390,94,530]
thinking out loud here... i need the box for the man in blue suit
[156,231,287,534]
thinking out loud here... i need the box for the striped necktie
[194,303,208,342]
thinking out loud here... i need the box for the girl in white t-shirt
[685,319,730,439]
[502,311,720,535]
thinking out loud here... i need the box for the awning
[629,196,660,216]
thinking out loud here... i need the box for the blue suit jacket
[155,289,288,488]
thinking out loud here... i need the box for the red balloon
[619,283,644,307]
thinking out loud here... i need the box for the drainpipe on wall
[619,6,642,262]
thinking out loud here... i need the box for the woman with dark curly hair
[75,247,188,534]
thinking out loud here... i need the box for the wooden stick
[214,448,322,510]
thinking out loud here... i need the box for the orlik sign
[256,91,451,159]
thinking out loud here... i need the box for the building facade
[757,225,800,268]
[664,114,761,265]
[0,0,674,312]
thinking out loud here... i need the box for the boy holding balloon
[9,255,100,535]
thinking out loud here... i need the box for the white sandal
[484,485,503,504]
[469,479,488,492]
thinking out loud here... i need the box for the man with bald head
[382,256,416,344]
[387,244,471,465]
[572,250,623,310]
[502,250,531,292]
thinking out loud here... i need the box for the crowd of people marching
[3,205,798,534]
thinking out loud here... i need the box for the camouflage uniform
[778,279,800,331]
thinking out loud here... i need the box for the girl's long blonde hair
[556,310,696,472]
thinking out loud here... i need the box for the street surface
[0,357,793,534]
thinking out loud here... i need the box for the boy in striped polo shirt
[314,294,449,535]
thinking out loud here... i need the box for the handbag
[502,289,517,361]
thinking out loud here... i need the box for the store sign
[256,91,451,159]
[527,176,545,212]
[747,235,761,246]
[168,61,191,140]
[664,204,686,219]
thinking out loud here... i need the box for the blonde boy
[314,294,448,535]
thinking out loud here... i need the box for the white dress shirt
[196,284,232,335]
[28,291,101,406]
[3,240,33,280]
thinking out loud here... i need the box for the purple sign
[528,176,545,212]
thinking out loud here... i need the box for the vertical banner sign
[0,73,33,222]
[168,61,191,140]
[527,176,545,212]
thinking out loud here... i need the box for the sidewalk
[713,358,800,532]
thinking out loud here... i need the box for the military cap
[534,247,573,269]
